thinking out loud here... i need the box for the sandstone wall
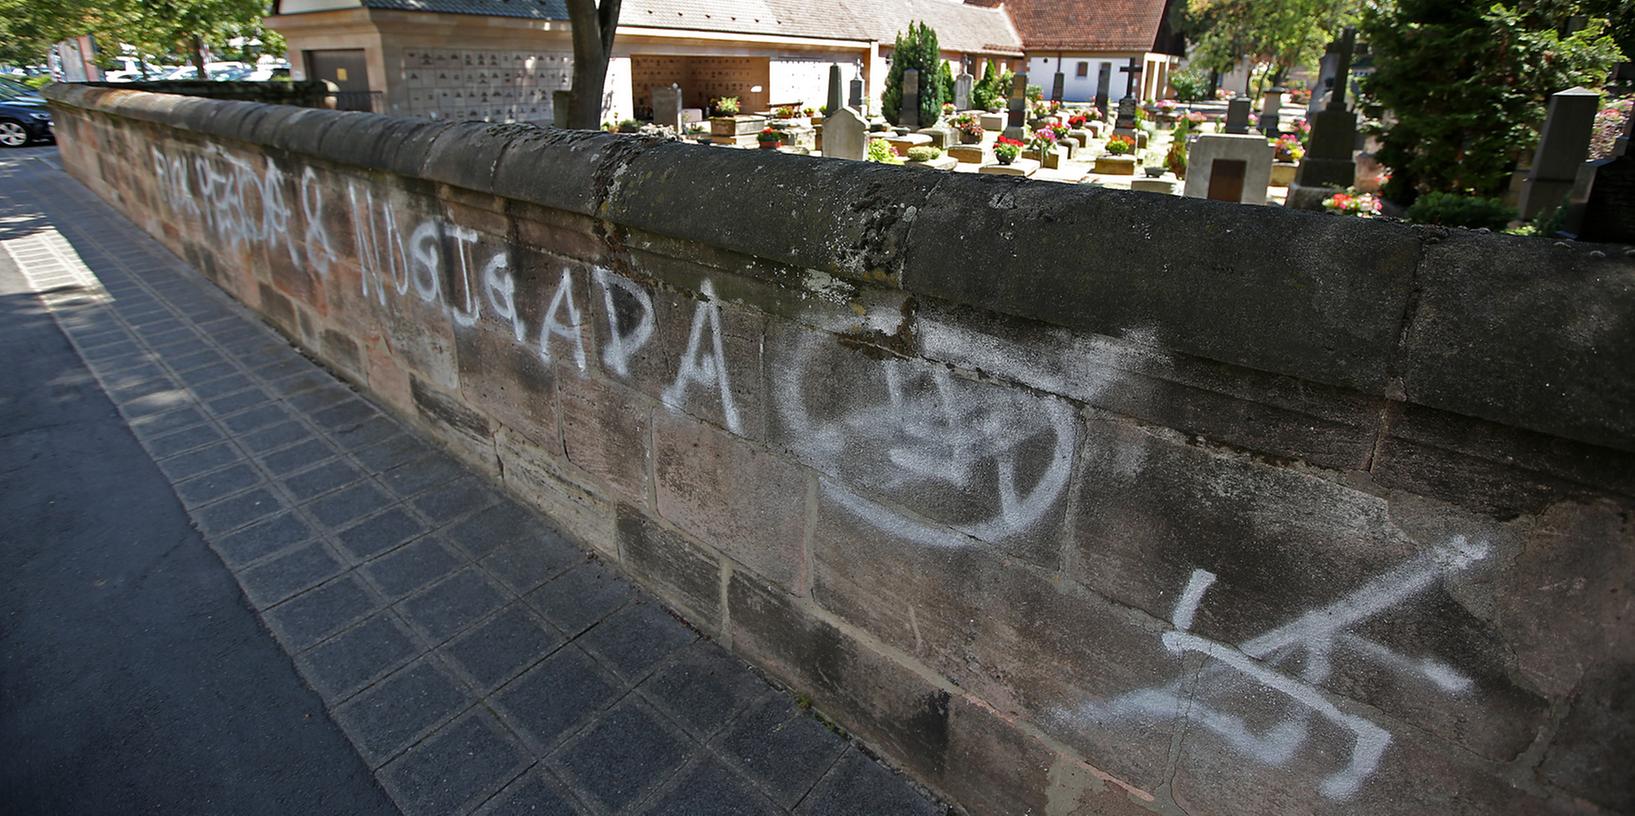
[44,85,1635,816]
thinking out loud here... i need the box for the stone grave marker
[1259,87,1285,135]
[552,89,572,128]
[1115,97,1138,131]
[1119,58,1142,101]
[824,106,867,160]
[1183,132,1274,205]
[1004,72,1028,139]
[955,72,973,110]
[901,68,921,128]
[1095,63,1112,113]
[1290,28,1360,208]
[848,60,864,110]
[1052,70,1065,102]
[652,83,683,131]
[1579,106,1634,241]
[827,64,844,113]
[1224,97,1251,134]
[1519,86,1600,220]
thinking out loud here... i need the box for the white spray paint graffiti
[662,280,742,434]
[776,328,1077,548]
[1074,535,1490,799]
[150,145,337,275]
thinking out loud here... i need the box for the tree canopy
[0,0,280,72]
[1362,0,1625,201]
[882,21,945,125]
[1182,0,1359,93]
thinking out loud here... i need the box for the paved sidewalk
[0,148,946,816]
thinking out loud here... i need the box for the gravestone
[1310,45,1339,114]
[1052,70,1065,102]
[1225,97,1252,134]
[827,64,844,113]
[552,89,572,128]
[1119,58,1143,101]
[1183,132,1274,205]
[1290,28,1361,209]
[1579,109,1634,241]
[1519,86,1601,220]
[1004,72,1028,140]
[652,83,683,131]
[1115,97,1138,131]
[1095,63,1112,114]
[1259,87,1285,135]
[824,106,867,161]
[848,60,864,110]
[954,72,973,110]
[901,68,921,128]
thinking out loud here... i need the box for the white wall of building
[1024,55,1129,103]
[601,56,633,122]
[770,56,859,110]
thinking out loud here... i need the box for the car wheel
[0,120,28,148]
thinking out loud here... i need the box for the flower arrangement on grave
[1592,97,1633,159]
[1289,117,1311,147]
[1272,133,1305,163]
[1132,105,1148,123]
[1185,111,1207,126]
[1050,122,1072,142]
[1165,139,1187,178]
[1104,134,1136,156]
[906,145,943,163]
[1323,189,1382,218]
[993,136,1024,165]
[1028,127,1059,155]
[866,137,903,164]
[942,102,956,117]
[1026,84,1043,102]
[803,106,817,117]
[950,113,984,144]
[756,127,785,148]
[1028,99,1053,122]
[1068,113,1089,129]
[714,97,740,116]
[773,105,800,119]
[1157,99,1178,114]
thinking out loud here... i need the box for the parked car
[0,76,45,103]
[0,99,52,147]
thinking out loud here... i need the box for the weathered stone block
[810,484,1179,789]
[1072,415,1549,761]
[559,375,651,505]
[1539,658,1635,812]
[408,376,498,475]
[766,321,1074,568]
[495,427,616,559]
[615,507,721,633]
[653,410,807,589]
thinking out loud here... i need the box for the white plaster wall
[1023,55,1122,103]
[770,56,858,110]
[602,55,633,123]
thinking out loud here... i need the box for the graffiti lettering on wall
[150,146,336,275]
[1073,535,1490,799]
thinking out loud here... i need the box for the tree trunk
[566,0,623,129]
[190,34,208,79]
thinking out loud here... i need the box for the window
[1076,62,1088,77]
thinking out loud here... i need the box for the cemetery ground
[0,146,949,815]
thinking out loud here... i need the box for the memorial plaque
[1208,159,1247,201]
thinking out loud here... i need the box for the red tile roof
[999,0,1177,53]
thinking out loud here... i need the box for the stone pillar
[900,68,921,129]
[1520,86,1601,220]
[954,72,973,110]
[1004,71,1028,140]
[827,64,843,113]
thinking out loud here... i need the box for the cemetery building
[266,0,1028,124]
[998,0,1184,103]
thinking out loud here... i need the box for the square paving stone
[412,476,498,525]
[361,535,464,600]
[237,541,346,608]
[204,387,271,417]
[267,369,334,398]
[639,642,769,739]
[338,506,429,561]
[213,511,313,566]
[381,453,466,498]
[577,602,698,683]
[260,437,336,476]
[478,533,581,596]
[332,415,399,450]
[296,612,422,702]
[307,481,394,528]
[380,709,530,816]
[475,768,586,816]
[194,486,285,536]
[525,561,633,637]
[493,647,622,755]
[221,402,294,434]
[264,574,380,651]
[333,656,472,767]
[712,693,847,807]
[549,699,692,813]
[282,458,366,501]
[174,462,262,509]
[188,372,256,401]
[176,362,240,388]
[239,421,316,455]
[157,441,243,481]
[285,385,353,413]
[640,757,783,816]
[794,748,945,816]
[445,500,548,560]
[166,348,227,373]
[352,434,431,474]
[146,422,225,458]
[312,399,381,431]
[441,604,564,692]
[130,405,207,439]
[250,356,309,381]
[399,568,509,643]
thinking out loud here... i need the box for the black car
[0,99,52,147]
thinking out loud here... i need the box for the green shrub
[906,145,942,162]
[972,59,1011,112]
[1169,68,1210,103]
[714,96,739,115]
[867,138,903,164]
[617,118,641,133]
[882,21,945,126]
[1405,192,1515,230]
[1025,84,1042,102]
[938,61,955,106]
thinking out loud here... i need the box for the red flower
[997,136,1025,147]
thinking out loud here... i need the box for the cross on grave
[1119,58,1143,101]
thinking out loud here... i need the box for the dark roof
[1000,0,1177,53]
[359,0,568,19]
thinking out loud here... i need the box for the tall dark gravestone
[1519,86,1600,220]
[1004,72,1028,140]
[900,68,921,128]
[1291,28,1362,208]
[1579,109,1635,242]
[827,64,844,113]
[1094,63,1112,114]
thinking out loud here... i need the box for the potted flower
[1104,134,1135,156]
[1095,134,1138,175]
[1025,127,1061,167]
[993,136,1023,166]
[941,102,956,119]
[710,96,766,142]
[715,96,740,116]
[773,105,801,120]
[950,113,984,144]
[1270,133,1304,185]
[756,127,786,149]
[1322,189,1381,218]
